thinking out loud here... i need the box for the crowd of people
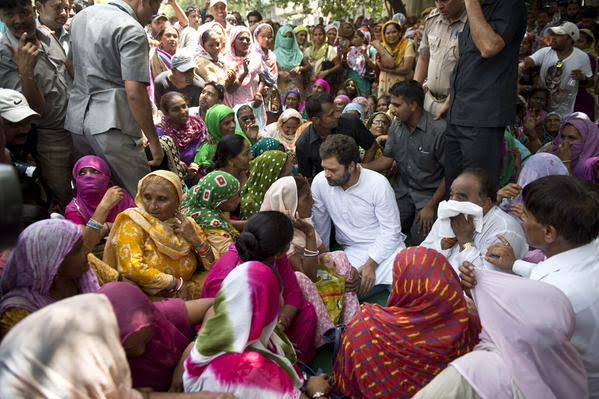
[0,0,599,397]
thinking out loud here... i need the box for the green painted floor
[311,289,390,373]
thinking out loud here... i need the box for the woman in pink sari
[223,26,263,109]
[260,176,360,346]
[65,156,136,250]
[201,211,317,363]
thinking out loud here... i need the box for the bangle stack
[303,248,319,257]
[170,276,184,293]
[86,218,103,231]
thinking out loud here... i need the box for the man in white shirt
[461,175,599,397]
[312,135,405,297]
[520,21,593,117]
[421,168,528,274]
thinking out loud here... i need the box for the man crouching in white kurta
[311,134,405,298]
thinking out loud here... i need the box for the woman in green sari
[181,170,241,260]
[240,150,293,219]
[193,104,237,175]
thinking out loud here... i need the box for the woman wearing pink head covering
[0,219,100,338]
[65,155,135,250]
[311,78,331,94]
[414,269,588,399]
[223,25,263,109]
[550,112,599,181]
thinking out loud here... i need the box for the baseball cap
[209,0,227,8]
[0,89,39,123]
[171,50,196,72]
[549,21,580,41]
[152,13,168,23]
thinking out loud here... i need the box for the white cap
[209,0,227,7]
[549,21,580,41]
[171,50,196,72]
[0,89,39,123]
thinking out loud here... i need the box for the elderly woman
[103,171,215,299]
[0,219,100,338]
[261,176,360,346]
[240,150,293,219]
[263,108,303,153]
[193,104,237,175]
[182,171,242,259]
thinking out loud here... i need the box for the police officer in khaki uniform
[414,0,467,117]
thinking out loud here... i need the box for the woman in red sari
[333,246,481,399]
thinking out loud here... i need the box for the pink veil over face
[68,155,135,223]
[451,269,588,399]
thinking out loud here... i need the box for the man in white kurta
[312,165,405,288]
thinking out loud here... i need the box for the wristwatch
[311,393,327,399]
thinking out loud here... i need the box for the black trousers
[444,123,505,194]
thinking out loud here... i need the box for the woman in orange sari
[372,20,416,96]
[333,246,480,399]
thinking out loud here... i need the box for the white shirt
[514,241,599,398]
[421,206,528,275]
[529,46,592,117]
[311,167,405,285]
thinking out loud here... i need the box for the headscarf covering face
[274,24,304,71]
[241,150,289,219]
[181,171,240,238]
[313,78,331,94]
[68,155,135,223]
[0,219,99,315]
[184,261,302,391]
[0,294,138,399]
[451,269,588,399]
[251,137,283,158]
[342,103,365,120]
[551,112,599,179]
[99,282,193,391]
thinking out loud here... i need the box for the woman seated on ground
[201,211,318,363]
[263,108,303,154]
[182,171,242,260]
[0,220,100,338]
[234,104,262,147]
[283,88,303,112]
[0,294,233,399]
[414,269,588,399]
[209,134,251,188]
[367,111,392,148]
[157,92,208,174]
[261,176,360,346]
[65,156,135,251]
[103,171,215,299]
[185,261,330,398]
[193,104,237,176]
[99,282,215,392]
[312,78,331,94]
[333,94,350,115]
[251,137,285,158]
[333,247,481,399]
[549,112,599,181]
[194,23,229,86]
[240,150,293,219]
[341,102,365,121]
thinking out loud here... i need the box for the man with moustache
[36,0,71,54]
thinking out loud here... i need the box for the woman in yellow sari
[103,171,215,299]
[372,20,416,96]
